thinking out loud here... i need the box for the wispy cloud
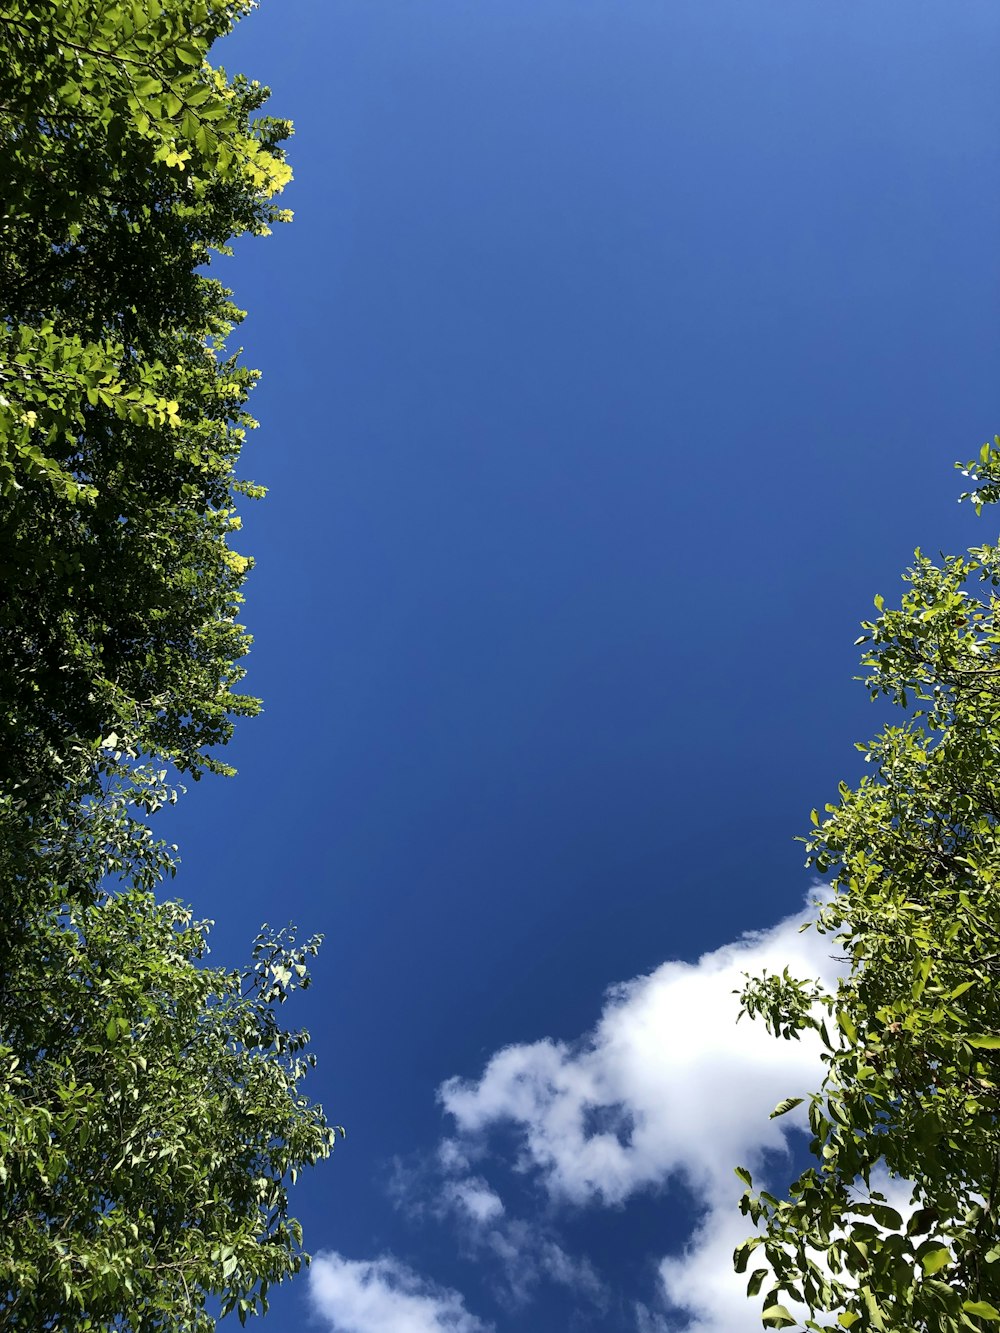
[441,1176,505,1226]
[308,1253,491,1333]
[389,1143,608,1310]
[478,1216,607,1308]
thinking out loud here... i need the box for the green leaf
[963,1302,1000,1321]
[762,1304,797,1328]
[770,1096,804,1119]
[906,1208,938,1237]
[861,1288,886,1331]
[948,980,976,1000]
[748,1269,768,1297]
[837,1010,858,1044]
[967,1034,1000,1049]
[868,1204,902,1231]
[921,1247,952,1276]
[734,1238,760,1274]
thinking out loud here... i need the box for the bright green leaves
[174,41,203,65]
[0,892,340,1329]
[0,319,185,497]
[921,1248,953,1276]
[104,1015,132,1044]
[956,436,1000,513]
[837,1009,858,1044]
[0,0,285,198]
[735,460,1000,1331]
[964,1301,1000,1321]
[0,0,293,791]
[739,966,831,1043]
[762,1304,798,1328]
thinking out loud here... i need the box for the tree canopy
[737,440,1000,1332]
[0,2,339,1325]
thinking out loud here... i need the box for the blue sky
[170,2,999,1329]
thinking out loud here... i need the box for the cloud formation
[308,1253,491,1333]
[390,1144,608,1310]
[437,898,842,1330]
[312,900,847,1333]
[441,1176,505,1226]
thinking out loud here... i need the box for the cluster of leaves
[0,0,293,796]
[0,2,340,1326]
[735,438,1000,1331]
[1,886,338,1331]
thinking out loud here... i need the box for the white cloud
[442,1177,505,1225]
[437,898,843,1331]
[438,1138,472,1174]
[308,1253,491,1333]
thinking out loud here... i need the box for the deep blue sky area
[165,3,999,1329]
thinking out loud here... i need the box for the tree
[0,756,342,1329]
[0,0,293,802]
[1,881,339,1330]
[0,3,341,1325]
[735,439,1000,1332]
